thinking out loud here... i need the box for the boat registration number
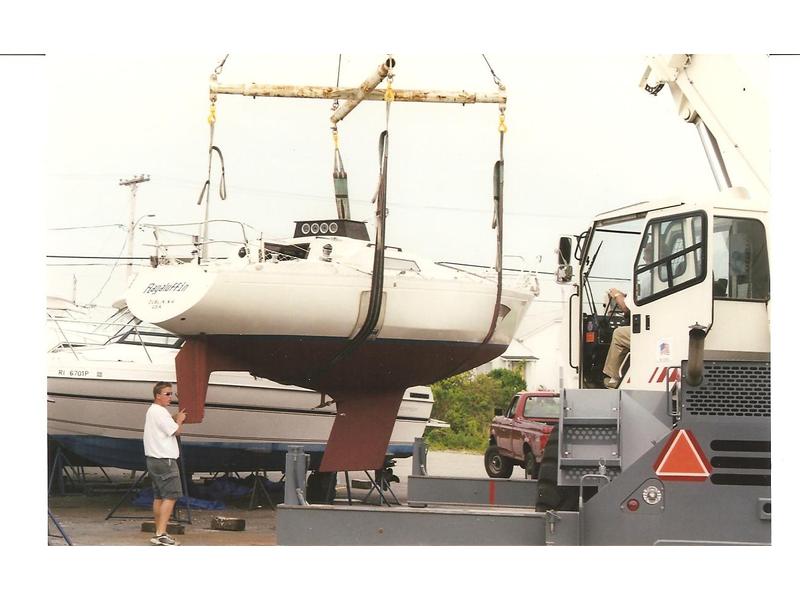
[57,369,92,377]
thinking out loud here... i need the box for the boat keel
[174,337,240,423]
[320,389,404,472]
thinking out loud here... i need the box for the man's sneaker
[150,533,179,546]
[158,533,179,546]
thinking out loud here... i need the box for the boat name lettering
[143,282,190,294]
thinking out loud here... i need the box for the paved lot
[47,450,528,546]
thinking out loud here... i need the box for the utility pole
[119,174,150,282]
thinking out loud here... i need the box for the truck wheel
[524,450,540,479]
[535,429,578,511]
[484,445,513,478]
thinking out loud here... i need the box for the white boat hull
[127,261,529,345]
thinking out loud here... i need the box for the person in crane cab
[603,235,654,388]
[602,288,630,388]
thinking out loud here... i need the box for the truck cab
[528,55,772,545]
[485,391,560,478]
[562,187,769,391]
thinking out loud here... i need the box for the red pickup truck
[484,391,560,479]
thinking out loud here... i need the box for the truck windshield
[582,218,644,312]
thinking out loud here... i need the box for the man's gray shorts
[146,457,182,499]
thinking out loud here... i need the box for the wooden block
[140,521,185,535]
[210,516,246,531]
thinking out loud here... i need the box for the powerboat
[47,305,437,474]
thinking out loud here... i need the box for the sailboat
[125,56,537,471]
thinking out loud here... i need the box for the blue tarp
[131,487,225,510]
[131,475,283,509]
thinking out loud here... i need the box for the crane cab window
[635,212,707,305]
[712,217,769,300]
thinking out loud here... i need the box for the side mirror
[556,236,573,283]
[494,408,503,417]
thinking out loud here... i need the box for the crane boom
[641,54,769,200]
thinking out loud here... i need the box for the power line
[48,224,125,231]
[47,255,151,260]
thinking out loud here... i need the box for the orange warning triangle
[654,430,711,481]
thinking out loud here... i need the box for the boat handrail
[143,219,259,262]
[47,311,179,359]
[503,254,539,292]
[434,261,495,282]
[435,259,540,293]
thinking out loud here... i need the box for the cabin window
[263,242,310,261]
[522,395,560,419]
[712,217,769,300]
[384,257,421,272]
[635,211,707,305]
[120,325,183,348]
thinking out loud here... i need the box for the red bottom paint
[175,334,506,471]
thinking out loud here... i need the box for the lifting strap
[332,128,350,220]
[197,145,227,206]
[481,157,504,345]
[199,59,229,207]
[440,67,507,379]
[330,54,350,220]
[481,104,506,344]
[307,129,389,387]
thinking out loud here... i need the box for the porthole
[310,223,320,234]
[320,222,329,234]
[329,222,339,234]
[300,223,311,235]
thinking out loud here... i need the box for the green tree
[487,368,527,412]
[425,368,527,451]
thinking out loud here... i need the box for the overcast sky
[45,52,727,307]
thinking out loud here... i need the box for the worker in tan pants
[603,288,630,388]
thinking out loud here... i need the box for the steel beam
[277,504,578,545]
[407,475,539,508]
[211,83,505,105]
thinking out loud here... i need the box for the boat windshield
[98,308,183,348]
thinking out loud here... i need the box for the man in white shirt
[144,381,187,546]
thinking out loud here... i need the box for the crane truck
[532,54,770,544]
[276,55,771,545]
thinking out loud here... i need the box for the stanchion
[247,470,276,510]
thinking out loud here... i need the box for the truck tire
[524,449,540,479]
[484,445,514,478]
[535,429,578,511]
